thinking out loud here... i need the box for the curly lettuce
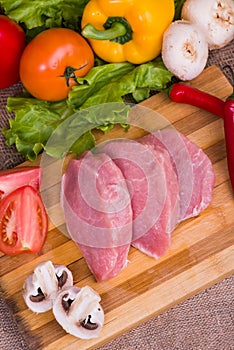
[2,59,173,160]
[0,0,89,40]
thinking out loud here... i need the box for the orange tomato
[19,28,94,101]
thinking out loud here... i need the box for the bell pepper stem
[82,22,127,41]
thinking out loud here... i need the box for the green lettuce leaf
[2,97,74,161]
[2,97,130,160]
[45,103,131,158]
[68,58,173,109]
[0,0,89,39]
[67,62,135,109]
[69,130,95,157]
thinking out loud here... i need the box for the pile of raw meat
[61,128,215,281]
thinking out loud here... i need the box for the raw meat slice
[61,151,133,281]
[178,132,215,220]
[96,139,180,259]
[140,128,215,221]
[132,141,180,258]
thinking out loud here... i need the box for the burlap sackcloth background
[0,41,233,350]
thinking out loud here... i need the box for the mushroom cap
[162,20,209,81]
[52,285,104,339]
[22,261,73,313]
[182,0,234,50]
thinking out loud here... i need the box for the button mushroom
[52,285,104,339]
[23,260,73,313]
[181,0,234,50]
[162,20,209,81]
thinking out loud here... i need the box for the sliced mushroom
[53,285,104,339]
[22,260,73,313]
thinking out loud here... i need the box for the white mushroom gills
[162,20,209,81]
[53,285,104,339]
[181,0,234,50]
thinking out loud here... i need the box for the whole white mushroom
[181,0,234,50]
[162,20,209,81]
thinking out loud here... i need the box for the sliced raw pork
[140,128,215,221]
[61,151,133,281]
[96,139,180,259]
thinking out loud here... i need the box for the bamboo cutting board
[0,65,234,350]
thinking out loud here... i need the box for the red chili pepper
[169,83,225,118]
[223,99,234,192]
[168,83,234,193]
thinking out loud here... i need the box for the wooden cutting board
[0,65,234,350]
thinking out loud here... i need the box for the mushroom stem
[33,261,59,297]
[69,286,101,320]
[53,286,104,339]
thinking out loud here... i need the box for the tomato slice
[0,167,42,202]
[0,186,48,255]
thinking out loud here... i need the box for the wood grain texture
[0,66,234,350]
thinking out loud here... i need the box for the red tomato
[0,15,26,89]
[0,167,42,201]
[19,28,95,101]
[0,186,48,255]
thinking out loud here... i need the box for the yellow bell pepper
[81,0,175,64]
